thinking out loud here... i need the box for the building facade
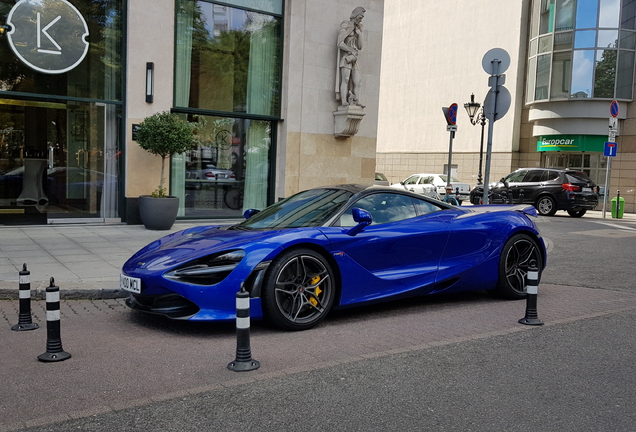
[377,0,636,214]
[0,0,384,226]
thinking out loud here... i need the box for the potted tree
[135,111,197,230]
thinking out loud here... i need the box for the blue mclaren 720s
[121,184,547,331]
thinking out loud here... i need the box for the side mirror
[345,208,372,236]
[243,209,260,219]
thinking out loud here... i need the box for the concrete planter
[138,195,179,230]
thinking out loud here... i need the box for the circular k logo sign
[7,0,90,74]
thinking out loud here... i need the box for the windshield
[235,188,353,229]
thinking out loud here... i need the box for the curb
[0,288,128,301]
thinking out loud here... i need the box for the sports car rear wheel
[494,234,543,300]
[262,248,335,331]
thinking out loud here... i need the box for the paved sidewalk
[1,209,634,299]
[0,220,241,299]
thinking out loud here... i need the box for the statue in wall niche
[336,6,366,108]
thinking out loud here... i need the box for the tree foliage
[136,111,196,197]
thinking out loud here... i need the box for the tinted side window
[340,193,417,226]
[413,197,443,215]
[403,175,419,185]
[541,170,560,181]
[505,170,528,182]
[523,170,544,182]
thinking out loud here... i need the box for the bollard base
[11,322,39,331]
[38,351,71,362]
[227,359,260,372]
[518,317,544,326]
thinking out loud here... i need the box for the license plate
[120,274,141,294]
[583,187,592,192]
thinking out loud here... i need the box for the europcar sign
[7,0,89,74]
[537,135,606,152]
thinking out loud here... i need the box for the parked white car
[391,173,471,204]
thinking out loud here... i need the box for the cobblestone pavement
[1,283,636,431]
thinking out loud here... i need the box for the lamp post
[464,94,487,185]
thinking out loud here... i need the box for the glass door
[0,99,118,225]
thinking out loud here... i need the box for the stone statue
[336,6,365,108]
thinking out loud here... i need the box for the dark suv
[469,168,599,217]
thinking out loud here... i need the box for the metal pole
[482,61,500,205]
[602,156,611,218]
[477,112,485,184]
[446,131,455,188]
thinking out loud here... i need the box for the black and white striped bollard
[518,260,544,326]
[11,264,39,331]
[38,278,71,362]
[227,283,259,372]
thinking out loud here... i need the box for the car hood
[123,225,285,273]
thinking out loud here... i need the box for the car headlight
[165,250,245,285]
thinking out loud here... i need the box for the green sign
[537,135,607,152]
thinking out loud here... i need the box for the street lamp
[464,94,487,185]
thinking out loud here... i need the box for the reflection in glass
[175,0,282,116]
[550,51,572,99]
[171,115,272,218]
[597,30,618,47]
[599,0,620,28]
[554,31,574,50]
[530,0,541,38]
[616,50,635,98]
[576,0,598,28]
[530,38,538,56]
[539,35,553,52]
[571,50,594,97]
[619,30,636,49]
[594,49,616,97]
[527,57,537,103]
[540,0,555,34]
[535,54,551,100]
[574,30,596,48]
[622,0,636,29]
[555,0,575,31]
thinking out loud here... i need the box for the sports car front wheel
[494,234,543,300]
[262,248,335,331]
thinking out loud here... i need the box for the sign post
[481,48,511,204]
[442,103,458,188]
[603,101,620,218]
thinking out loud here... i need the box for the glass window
[599,0,620,27]
[535,54,552,100]
[571,50,594,97]
[619,30,636,49]
[575,30,597,48]
[413,197,443,216]
[531,0,541,38]
[175,0,282,117]
[524,170,545,182]
[505,170,529,183]
[598,29,619,47]
[551,51,572,99]
[622,0,636,30]
[403,175,419,185]
[555,0,575,31]
[554,31,574,50]
[343,193,417,225]
[594,49,617,97]
[616,50,635,98]
[171,115,272,218]
[0,0,123,101]
[576,0,598,28]
[526,57,537,103]
[530,38,539,56]
[221,0,282,15]
[539,35,553,52]
[540,0,556,34]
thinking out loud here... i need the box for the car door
[401,175,421,193]
[320,192,450,306]
[495,169,528,202]
[515,169,545,204]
